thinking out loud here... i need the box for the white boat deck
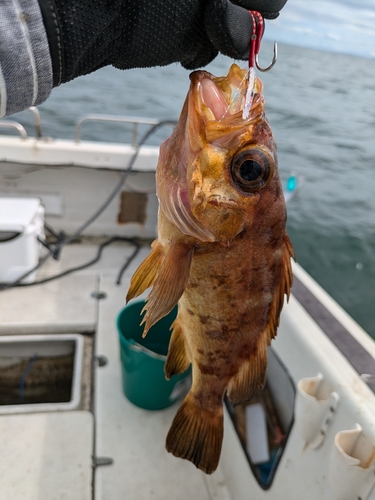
[0,411,94,500]
[1,241,375,500]
[0,242,231,500]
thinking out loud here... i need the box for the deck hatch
[0,333,84,414]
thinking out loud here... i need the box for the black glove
[38,0,287,87]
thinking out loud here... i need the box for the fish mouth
[192,64,263,123]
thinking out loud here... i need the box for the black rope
[14,237,140,287]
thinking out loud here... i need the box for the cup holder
[295,373,339,448]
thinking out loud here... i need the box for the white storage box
[0,197,44,284]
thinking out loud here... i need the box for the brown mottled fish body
[127,64,294,474]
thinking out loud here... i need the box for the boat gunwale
[291,266,375,393]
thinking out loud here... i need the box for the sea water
[8,42,375,339]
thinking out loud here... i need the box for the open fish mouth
[193,64,263,123]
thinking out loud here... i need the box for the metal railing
[0,109,164,146]
[74,114,160,146]
[29,107,43,138]
[0,107,42,139]
[0,121,27,139]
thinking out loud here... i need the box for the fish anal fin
[166,393,223,474]
[126,240,165,303]
[142,242,194,337]
[165,318,190,379]
[227,334,267,405]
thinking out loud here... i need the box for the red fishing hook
[248,11,277,72]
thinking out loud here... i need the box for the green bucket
[117,300,190,410]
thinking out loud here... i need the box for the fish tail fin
[165,318,190,379]
[126,240,165,303]
[166,393,223,474]
[227,333,268,405]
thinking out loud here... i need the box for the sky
[262,0,375,59]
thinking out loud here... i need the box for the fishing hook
[255,41,278,72]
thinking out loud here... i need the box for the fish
[126,64,294,474]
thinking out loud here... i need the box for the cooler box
[0,197,44,284]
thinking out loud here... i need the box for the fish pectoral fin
[126,240,165,303]
[165,318,190,379]
[166,393,223,474]
[227,333,268,405]
[141,242,194,337]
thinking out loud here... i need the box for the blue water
[8,42,375,338]
[265,0,375,61]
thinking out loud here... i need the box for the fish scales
[126,64,294,474]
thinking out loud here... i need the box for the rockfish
[126,64,294,474]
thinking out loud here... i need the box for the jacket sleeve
[0,0,53,117]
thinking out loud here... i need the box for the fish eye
[231,147,274,192]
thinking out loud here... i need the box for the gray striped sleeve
[0,0,53,117]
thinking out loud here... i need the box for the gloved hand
[38,0,287,86]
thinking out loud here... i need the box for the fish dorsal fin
[141,242,194,337]
[227,333,268,405]
[267,232,295,342]
[227,233,295,405]
[126,240,165,303]
[165,318,190,379]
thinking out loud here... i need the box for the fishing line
[242,11,277,120]
[0,119,176,291]
[242,11,263,119]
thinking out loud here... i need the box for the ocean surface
[9,42,375,339]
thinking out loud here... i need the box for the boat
[0,109,374,500]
